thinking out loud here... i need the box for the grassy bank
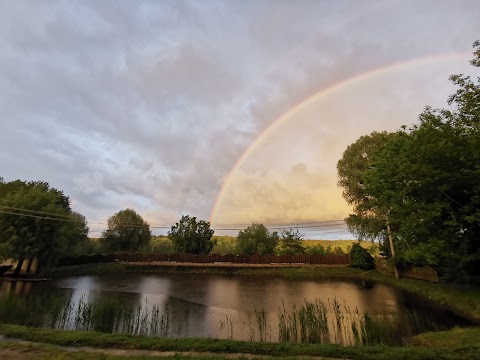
[0,324,479,360]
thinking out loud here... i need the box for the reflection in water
[1,280,32,297]
[0,273,471,345]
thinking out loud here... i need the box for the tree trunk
[13,259,24,277]
[25,258,34,273]
[386,221,399,278]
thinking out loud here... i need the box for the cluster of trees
[0,178,89,275]
[0,180,339,275]
[337,41,480,282]
[99,214,309,256]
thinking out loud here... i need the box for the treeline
[0,182,356,275]
[77,235,362,257]
[337,41,480,283]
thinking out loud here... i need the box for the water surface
[0,273,470,344]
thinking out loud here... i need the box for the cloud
[212,54,478,228]
[0,0,479,238]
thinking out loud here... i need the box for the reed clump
[278,297,400,345]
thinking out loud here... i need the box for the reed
[0,292,433,346]
[254,307,267,342]
[278,300,299,342]
[218,315,234,340]
[276,298,401,346]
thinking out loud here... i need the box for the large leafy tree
[236,223,279,255]
[338,41,480,282]
[0,178,89,274]
[101,209,151,252]
[336,131,399,242]
[168,215,215,254]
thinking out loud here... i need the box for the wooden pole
[386,221,399,278]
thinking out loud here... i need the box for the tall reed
[254,307,267,342]
[277,298,401,346]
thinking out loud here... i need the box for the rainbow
[209,52,471,225]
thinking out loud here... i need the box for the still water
[0,273,470,344]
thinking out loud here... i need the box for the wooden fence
[58,253,352,267]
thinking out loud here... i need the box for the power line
[0,204,347,231]
[211,220,345,227]
[0,209,80,222]
[211,223,346,231]
[0,204,75,219]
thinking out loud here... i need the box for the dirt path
[0,336,344,360]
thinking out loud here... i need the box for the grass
[410,327,480,348]
[0,324,479,360]
[359,271,480,322]
[0,341,251,360]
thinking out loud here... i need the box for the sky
[1,0,479,239]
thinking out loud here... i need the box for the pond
[0,273,471,345]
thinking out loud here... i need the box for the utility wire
[211,220,345,227]
[0,204,76,219]
[0,209,80,222]
[211,223,346,231]
[0,205,347,231]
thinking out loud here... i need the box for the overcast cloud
[1,0,479,238]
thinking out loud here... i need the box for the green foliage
[350,243,374,270]
[101,209,151,253]
[338,41,480,283]
[0,178,88,269]
[306,243,326,255]
[168,215,215,254]
[336,131,398,242]
[72,238,103,255]
[150,235,174,254]
[211,236,237,254]
[236,223,279,255]
[276,227,306,255]
[66,212,90,256]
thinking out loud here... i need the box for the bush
[236,223,279,255]
[350,243,374,270]
[168,215,215,254]
[306,244,325,255]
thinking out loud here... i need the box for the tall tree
[168,215,215,254]
[336,131,399,241]
[0,179,88,273]
[236,223,279,255]
[101,209,151,252]
[338,40,480,282]
[276,227,306,255]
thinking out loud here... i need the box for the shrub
[350,243,374,270]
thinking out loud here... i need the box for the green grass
[0,324,479,360]
[410,327,480,348]
[0,341,248,360]
[359,271,480,322]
